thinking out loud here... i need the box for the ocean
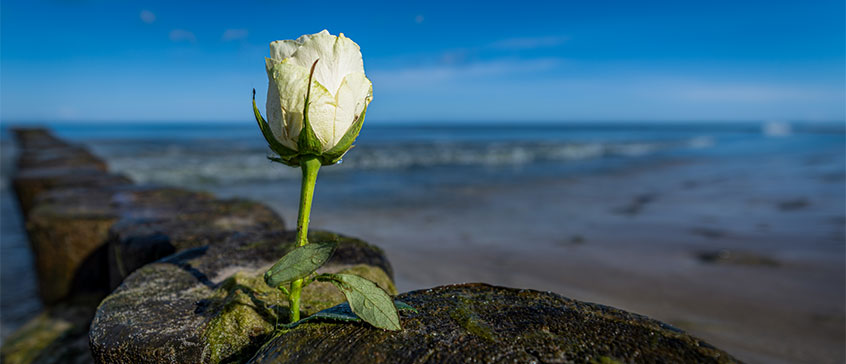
[1,121,844,362]
[10,121,841,187]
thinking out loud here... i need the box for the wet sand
[217,153,845,364]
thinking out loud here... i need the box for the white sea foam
[687,136,715,149]
[92,138,705,187]
[762,121,792,137]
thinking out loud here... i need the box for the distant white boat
[762,121,792,137]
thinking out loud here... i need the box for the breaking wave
[89,137,714,186]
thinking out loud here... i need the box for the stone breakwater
[1,128,739,364]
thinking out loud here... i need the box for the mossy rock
[12,128,67,150]
[106,198,284,289]
[26,192,120,304]
[24,185,231,304]
[12,168,131,216]
[89,230,396,364]
[12,128,110,195]
[12,128,107,172]
[16,145,107,171]
[248,283,739,364]
[0,297,100,364]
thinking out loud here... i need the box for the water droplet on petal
[335,158,343,165]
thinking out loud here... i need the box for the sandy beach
[213,149,845,364]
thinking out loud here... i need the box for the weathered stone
[12,128,108,176]
[13,168,132,216]
[12,128,68,150]
[10,128,122,216]
[89,230,395,364]
[26,192,119,304]
[16,145,106,171]
[24,185,226,304]
[248,283,738,364]
[106,198,284,289]
[0,297,99,364]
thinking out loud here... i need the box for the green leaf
[280,300,414,329]
[299,303,360,324]
[319,103,368,166]
[393,300,418,313]
[317,273,401,331]
[264,241,336,288]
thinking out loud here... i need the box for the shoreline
[212,155,845,364]
[2,127,843,363]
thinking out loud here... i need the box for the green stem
[287,156,321,322]
[288,280,302,322]
[295,156,321,247]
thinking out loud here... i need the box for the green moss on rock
[248,283,740,364]
[447,294,497,343]
[0,298,99,364]
[90,230,397,364]
[202,271,285,364]
[0,313,71,364]
[202,264,395,364]
[26,203,117,303]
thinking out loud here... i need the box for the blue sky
[1,0,844,123]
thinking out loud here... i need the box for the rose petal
[288,30,364,97]
[332,72,372,147]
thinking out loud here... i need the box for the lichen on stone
[201,264,395,363]
[447,294,497,343]
[202,271,285,364]
[248,284,740,364]
[0,313,72,364]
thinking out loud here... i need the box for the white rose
[253,30,372,166]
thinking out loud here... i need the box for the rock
[249,283,738,364]
[106,198,284,289]
[777,198,810,211]
[16,145,106,171]
[89,230,395,364]
[0,297,100,364]
[13,168,132,216]
[697,249,781,267]
[11,128,103,167]
[12,128,70,151]
[24,185,256,304]
[25,188,121,303]
[11,128,286,306]
[10,127,123,215]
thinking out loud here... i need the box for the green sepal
[263,241,336,288]
[318,103,368,166]
[296,60,324,156]
[252,89,299,166]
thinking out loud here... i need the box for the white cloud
[221,29,249,41]
[366,62,846,122]
[490,35,570,50]
[56,106,80,119]
[668,81,832,103]
[169,29,196,43]
[370,58,562,89]
[139,10,156,24]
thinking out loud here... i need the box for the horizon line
[3,119,845,126]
